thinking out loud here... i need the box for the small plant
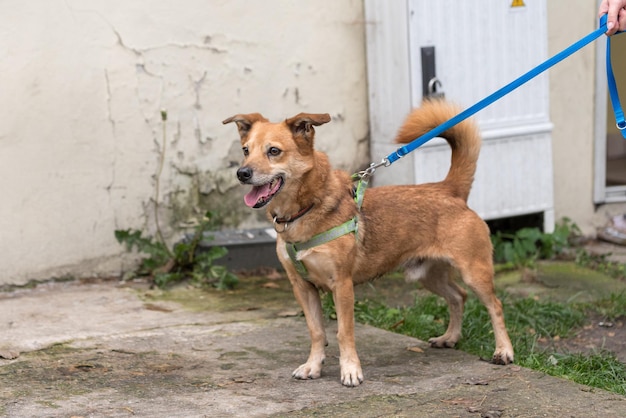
[491,218,580,273]
[587,291,626,321]
[115,109,237,290]
[521,351,626,395]
[114,229,171,277]
[116,211,238,289]
[492,227,544,270]
[322,292,448,338]
[575,249,626,280]
[491,218,625,281]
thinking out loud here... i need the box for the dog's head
[223,112,331,209]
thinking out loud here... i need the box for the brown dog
[224,99,514,387]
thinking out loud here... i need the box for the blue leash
[604,16,626,138]
[290,17,624,280]
[375,15,625,170]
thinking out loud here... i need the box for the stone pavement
[1,278,626,418]
[585,238,626,264]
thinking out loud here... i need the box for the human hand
[599,0,626,35]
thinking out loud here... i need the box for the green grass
[322,291,626,395]
[586,291,626,322]
[522,351,626,395]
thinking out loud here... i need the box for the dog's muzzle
[237,166,253,183]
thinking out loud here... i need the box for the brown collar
[272,203,315,225]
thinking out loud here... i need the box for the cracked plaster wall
[0,0,369,285]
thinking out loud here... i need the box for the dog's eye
[268,147,281,157]
[242,146,249,156]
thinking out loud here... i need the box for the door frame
[594,15,626,204]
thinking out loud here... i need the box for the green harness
[284,175,368,278]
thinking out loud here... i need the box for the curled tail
[394,99,481,201]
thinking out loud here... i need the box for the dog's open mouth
[244,176,284,208]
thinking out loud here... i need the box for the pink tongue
[244,184,272,207]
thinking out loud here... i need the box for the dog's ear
[222,113,268,142]
[285,113,331,143]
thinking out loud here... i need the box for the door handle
[421,46,445,99]
[427,77,444,99]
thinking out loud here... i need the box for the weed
[324,294,448,340]
[575,250,626,280]
[491,217,625,282]
[521,351,626,395]
[585,291,626,321]
[116,211,238,290]
[457,295,585,359]
[114,229,170,276]
[491,218,579,271]
[115,109,237,290]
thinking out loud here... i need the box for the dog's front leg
[333,277,363,387]
[290,278,327,380]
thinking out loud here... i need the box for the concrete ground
[585,238,626,264]
[2,269,626,418]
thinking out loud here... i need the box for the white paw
[340,360,363,387]
[292,361,322,380]
[492,347,514,365]
[428,335,458,348]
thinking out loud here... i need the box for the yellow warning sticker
[511,0,525,7]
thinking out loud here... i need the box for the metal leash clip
[356,158,389,182]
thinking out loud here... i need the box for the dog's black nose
[237,166,253,182]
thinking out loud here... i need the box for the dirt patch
[497,262,626,364]
[0,344,209,403]
[543,316,626,362]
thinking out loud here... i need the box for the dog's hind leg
[405,259,467,348]
[456,258,514,365]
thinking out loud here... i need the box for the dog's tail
[394,99,481,201]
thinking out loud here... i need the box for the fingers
[599,0,609,17]
[602,0,626,35]
[619,8,626,32]
[607,9,626,35]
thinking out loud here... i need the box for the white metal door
[365,0,555,229]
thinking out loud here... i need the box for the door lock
[421,46,445,99]
[427,77,445,99]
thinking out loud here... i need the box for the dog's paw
[340,360,363,387]
[292,362,322,380]
[492,348,514,365]
[428,336,457,348]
